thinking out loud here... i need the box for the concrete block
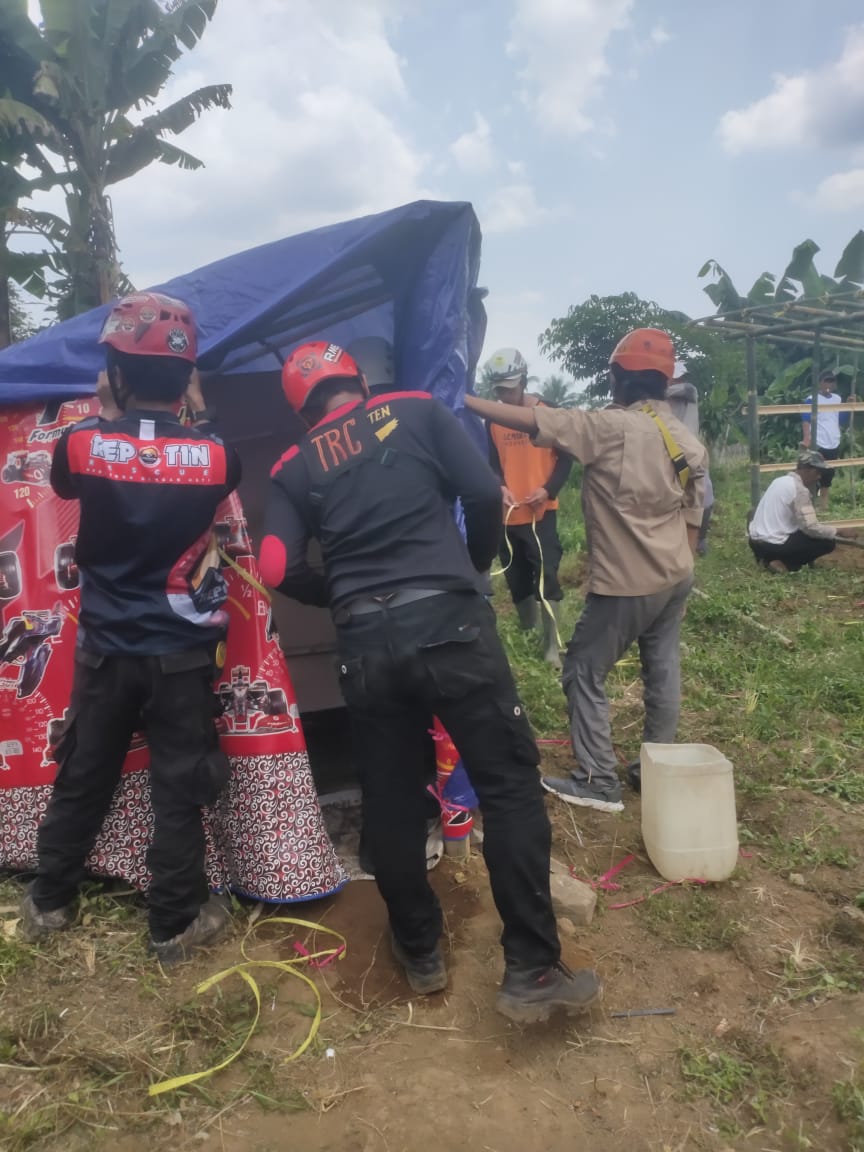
[549,859,596,926]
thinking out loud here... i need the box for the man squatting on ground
[20,293,241,963]
[467,328,707,809]
[482,347,572,668]
[259,341,600,1023]
[748,450,837,573]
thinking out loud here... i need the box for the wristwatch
[190,407,217,424]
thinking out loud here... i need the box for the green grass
[679,1034,791,1134]
[636,887,741,950]
[834,1076,864,1152]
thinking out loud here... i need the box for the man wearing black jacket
[259,341,599,1024]
[21,292,241,964]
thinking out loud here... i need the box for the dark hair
[302,375,365,423]
[609,362,667,405]
[106,346,193,403]
[819,369,836,383]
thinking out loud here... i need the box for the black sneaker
[391,934,447,994]
[19,891,75,943]
[496,961,601,1024]
[626,760,641,793]
[541,775,624,813]
[148,896,231,966]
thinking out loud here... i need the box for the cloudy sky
[73,1,864,377]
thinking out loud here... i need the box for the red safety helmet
[99,292,197,362]
[609,328,675,380]
[281,341,368,415]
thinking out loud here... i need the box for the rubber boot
[515,596,539,631]
[541,601,562,670]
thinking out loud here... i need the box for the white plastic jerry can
[640,743,739,883]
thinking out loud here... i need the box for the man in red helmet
[467,328,707,811]
[259,341,600,1023]
[21,293,241,964]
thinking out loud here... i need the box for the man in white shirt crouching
[748,451,837,573]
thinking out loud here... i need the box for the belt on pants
[334,587,447,623]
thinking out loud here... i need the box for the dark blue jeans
[336,590,559,970]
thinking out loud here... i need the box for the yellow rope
[490,504,563,650]
[147,916,347,1097]
[218,547,272,602]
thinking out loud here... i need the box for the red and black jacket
[52,409,241,655]
[260,392,501,610]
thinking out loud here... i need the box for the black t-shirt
[52,409,241,654]
[260,392,501,609]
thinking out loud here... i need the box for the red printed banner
[0,400,346,903]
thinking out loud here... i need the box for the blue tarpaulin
[0,200,486,420]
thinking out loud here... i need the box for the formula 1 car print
[216,665,298,733]
[54,537,79,591]
[0,607,63,698]
[2,449,52,486]
[0,550,22,602]
[0,524,24,603]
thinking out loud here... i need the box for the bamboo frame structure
[759,456,864,473]
[693,290,864,514]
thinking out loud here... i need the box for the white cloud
[649,24,671,46]
[449,114,494,174]
[482,182,546,234]
[507,0,633,135]
[806,168,864,213]
[104,0,432,286]
[480,288,558,379]
[719,26,864,153]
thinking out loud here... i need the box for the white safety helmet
[347,336,395,392]
[484,347,528,387]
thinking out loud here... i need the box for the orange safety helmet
[609,328,675,380]
[281,341,368,415]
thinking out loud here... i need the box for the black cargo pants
[32,647,230,941]
[335,589,560,971]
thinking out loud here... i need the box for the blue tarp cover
[0,200,486,415]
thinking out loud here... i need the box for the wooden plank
[742,402,864,416]
[827,518,864,529]
[759,457,864,473]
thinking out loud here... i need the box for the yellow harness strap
[641,403,690,489]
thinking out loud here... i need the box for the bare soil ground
[2,775,863,1152]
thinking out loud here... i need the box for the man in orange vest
[483,349,572,667]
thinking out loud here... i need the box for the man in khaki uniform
[466,328,707,812]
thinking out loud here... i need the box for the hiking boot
[541,775,624,813]
[391,934,447,995]
[767,559,788,575]
[626,760,641,793]
[19,891,75,943]
[148,896,231,966]
[496,961,601,1024]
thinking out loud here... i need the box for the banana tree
[698,231,864,313]
[0,0,231,318]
